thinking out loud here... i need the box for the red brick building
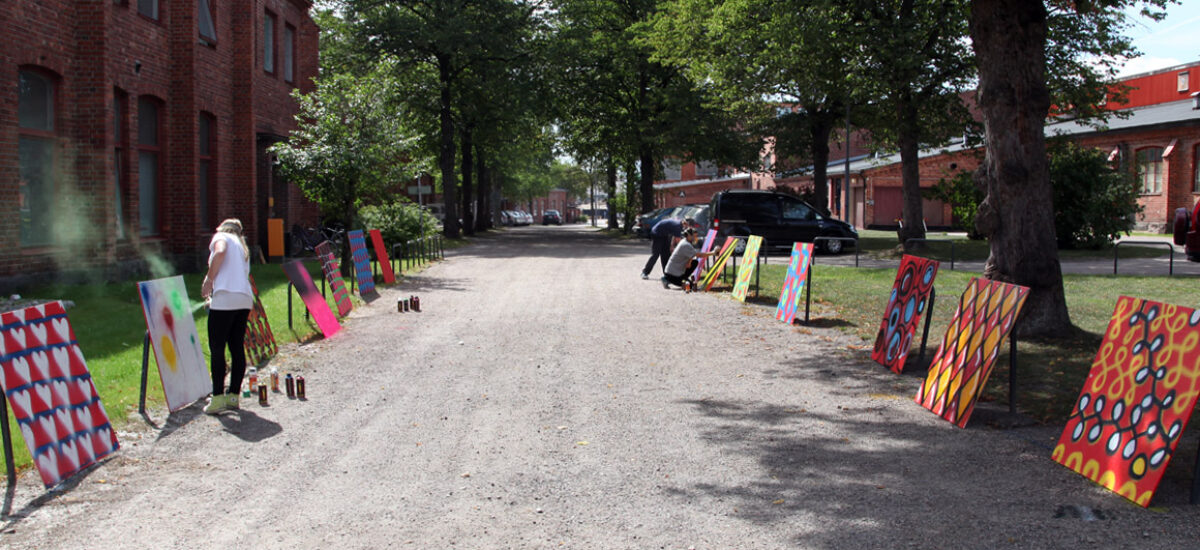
[655,62,1200,231]
[1,0,319,284]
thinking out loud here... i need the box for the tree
[968,0,1172,336]
[271,61,426,272]
[645,0,856,215]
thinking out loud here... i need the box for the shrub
[1048,140,1141,249]
[923,171,985,239]
[358,199,441,246]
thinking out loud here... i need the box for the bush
[923,171,985,239]
[359,199,441,246]
[1048,140,1141,249]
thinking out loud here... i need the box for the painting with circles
[871,255,939,373]
[138,275,211,411]
[0,301,119,488]
[1052,297,1200,507]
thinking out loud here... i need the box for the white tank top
[209,232,254,311]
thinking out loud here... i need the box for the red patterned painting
[0,302,119,487]
[915,278,1030,428]
[281,261,341,338]
[315,241,354,317]
[872,255,939,373]
[1052,297,1200,507]
[369,229,396,284]
[244,275,278,366]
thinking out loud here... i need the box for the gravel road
[3,225,1199,549]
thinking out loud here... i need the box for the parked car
[543,209,563,225]
[515,211,533,225]
[708,189,857,254]
[1173,204,1200,262]
[500,210,515,226]
[635,205,702,238]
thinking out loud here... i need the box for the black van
[707,189,858,253]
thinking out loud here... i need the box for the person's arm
[201,238,227,298]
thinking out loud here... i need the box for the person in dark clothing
[641,217,696,279]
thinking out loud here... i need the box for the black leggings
[663,259,699,287]
[208,308,251,396]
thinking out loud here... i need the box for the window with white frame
[18,69,57,246]
[1136,147,1164,194]
[1179,71,1190,93]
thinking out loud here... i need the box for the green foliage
[1048,139,1142,249]
[359,199,441,246]
[923,171,985,239]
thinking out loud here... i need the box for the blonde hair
[217,218,250,261]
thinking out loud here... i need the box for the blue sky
[1119,1,1200,75]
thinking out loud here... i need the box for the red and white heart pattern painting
[1,301,119,488]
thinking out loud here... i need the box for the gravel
[3,224,1198,548]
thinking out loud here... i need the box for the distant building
[654,61,1200,231]
[1,0,320,284]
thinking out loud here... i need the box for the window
[660,159,681,180]
[199,0,216,42]
[695,161,717,177]
[781,198,816,221]
[138,97,162,236]
[1194,144,1200,193]
[1179,71,1190,93]
[114,90,128,239]
[199,113,216,228]
[1136,147,1164,194]
[284,24,296,83]
[18,69,57,247]
[263,11,276,74]
[137,0,158,20]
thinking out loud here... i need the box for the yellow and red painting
[700,237,738,292]
[731,235,763,302]
[138,275,211,411]
[1052,297,1200,507]
[915,277,1029,428]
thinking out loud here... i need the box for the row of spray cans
[243,366,306,406]
[397,295,421,313]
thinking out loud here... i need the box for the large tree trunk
[970,0,1071,337]
[460,126,474,236]
[896,97,927,244]
[638,146,655,214]
[606,161,618,229]
[625,163,639,233]
[808,114,833,216]
[438,58,459,239]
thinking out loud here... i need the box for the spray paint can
[258,383,268,405]
[270,367,280,392]
[397,298,404,312]
[241,380,251,398]
[413,295,420,311]
[285,373,295,398]
[296,376,306,399]
[403,299,410,312]
[248,367,258,392]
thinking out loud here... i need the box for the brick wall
[1076,125,1200,232]
[0,0,318,284]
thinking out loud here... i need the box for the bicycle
[289,224,345,258]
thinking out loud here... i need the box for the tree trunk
[475,144,490,232]
[438,57,459,238]
[460,126,474,236]
[606,161,618,229]
[970,0,1071,337]
[896,97,927,244]
[808,114,834,216]
[625,163,638,233]
[638,146,655,214]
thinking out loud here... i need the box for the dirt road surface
[3,225,1199,548]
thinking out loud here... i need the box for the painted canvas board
[315,241,354,317]
[731,235,764,302]
[700,237,738,292]
[915,277,1030,428]
[369,229,396,284]
[244,275,278,366]
[1051,297,1200,507]
[691,230,718,282]
[137,275,210,412]
[872,255,940,373]
[348,230,376,295]
[775,243,815,324]
[281,261,341,338]
[0,301,119,488]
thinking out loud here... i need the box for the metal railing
[904,238,956,271]
[1113,240,1175,276]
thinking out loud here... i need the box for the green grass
[855,229,1166,262]
[741,261,1199,423]
[2,253,439,474]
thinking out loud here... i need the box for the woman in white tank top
[200,219,254,414]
